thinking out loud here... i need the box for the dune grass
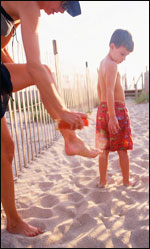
[134,91,149,104]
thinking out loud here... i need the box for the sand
[1,98,149,248]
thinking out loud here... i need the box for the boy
[96,29,135,187]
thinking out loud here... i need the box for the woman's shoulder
[2,1,40,21]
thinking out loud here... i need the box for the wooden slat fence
[5,40,98,179]
[121,69,149,98]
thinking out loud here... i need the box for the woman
[1,1,100,236]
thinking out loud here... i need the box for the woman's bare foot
[62,131,100,158]
[7,218,43,236]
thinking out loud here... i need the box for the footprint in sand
[72,166,83,173]
[55,205,76,219]
[130,229,149,248]
[74,176,92,188]
[80,187,90,195]
[38,181,54,191]
[83,169,96,176]
[131,147,143,156]
[89,191,111,204]
[41,194,59,208]
[76,213,97,232]
[19,206,53,219]
[130,163,145,174]
[141,153,149,160]
[84,161,95,168]
[127,190,148,202]
[48,174,63,181]
[60,187,74,194]
[67,191,84,203]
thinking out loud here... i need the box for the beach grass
[134,91,149,104]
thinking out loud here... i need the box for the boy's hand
[108,116,120,134]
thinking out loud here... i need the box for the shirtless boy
[96,29,135,187]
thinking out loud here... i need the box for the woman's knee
[3,138,15,163]
[43,64,50,72]
[43,64,55,79]
[9,139,15,158]
[4,63,34,92]
[1,118,15,162]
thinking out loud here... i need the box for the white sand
[1,98,149,248]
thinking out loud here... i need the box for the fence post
[52,40,62,96]
[17,91,27,168]
[85,61,92,112]
[144,67,149,93]
[134,77,138,98]
[12,93,22,171]
[141,73,144,90]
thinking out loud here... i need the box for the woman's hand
[58,110,88,130]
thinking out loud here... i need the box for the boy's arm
[105,61,117,117]
[105,61,120,133]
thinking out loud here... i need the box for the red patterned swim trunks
[95,102,133,151]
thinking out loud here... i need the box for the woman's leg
[4,63,100,158]
[1,117,43,236]
[4,63,33,92]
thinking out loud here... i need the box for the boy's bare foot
[7,218,43,236]
[123,181,137,187]
[96,183,108,188]
[64,134,100,158]
[123,175,139,187]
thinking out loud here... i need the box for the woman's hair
[109,29,134,52]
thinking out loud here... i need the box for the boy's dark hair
[109,29,134,52]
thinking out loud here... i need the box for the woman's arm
[1,22,20,63]
[1,22,20,49]
[17,2,70,120]
[1,2,86,128]
[1,48,15,63]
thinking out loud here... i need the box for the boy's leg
[4,63,99,158]
[61,129,100,158]
[118,150,130,185]
[98,150,109,187]
[1,117,43,236]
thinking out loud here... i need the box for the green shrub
[135,91,149,104]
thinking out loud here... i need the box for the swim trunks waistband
[100,101,125,107]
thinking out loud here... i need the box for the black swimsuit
[1,6,14,36]
[1,6,14,118]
